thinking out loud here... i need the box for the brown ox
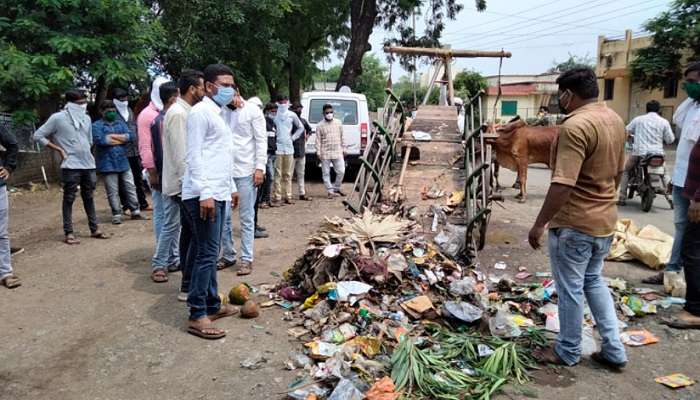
[487,118,559,202]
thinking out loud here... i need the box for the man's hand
[106,134,121,145]
[232,95,244,109]
[199,198,215,221]
[528,224,546,250]
[254,169,264,186]
[231,192,240,209]
[0,167,11,180]
[689,200,700,223]
[147,168,159,186]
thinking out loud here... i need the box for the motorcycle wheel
[641,188,655,212]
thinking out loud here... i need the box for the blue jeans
[220,201,237,263]
[151,189,164,240]
[221,176,257,263]
[548,228,626,366]
[183,198,224,320]
[151,194,181,270]
[667,185,688,272]
[0,186,12,280]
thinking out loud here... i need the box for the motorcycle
[626,153,673,212]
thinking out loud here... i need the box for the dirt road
[1,173,699,400]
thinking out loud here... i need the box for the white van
[300,91,370,166]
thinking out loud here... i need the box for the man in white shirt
[644,62,700,285]
[162,69,205,301]
[618,100,675,205]
[273,94,305,205]
[219,94,266,276]
[181,64,239,340]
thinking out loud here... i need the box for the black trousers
[682,222,700,317]
[61,169,98,235]
[176,196,194,293]
[119,156,149,209]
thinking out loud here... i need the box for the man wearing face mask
[137,77,170,244]
[112,88,150,211]
[316,103,346,198]
[218,92,266,276]
[273,95,305,205]
[643,62,700,287]
[259,103,278,209]
[163,69,205,300]
[92,100,144,225]
[527,68,627,370]
[181,63,239,340]
[291,102,313,201]
[148,81,180,283]
[34,90,110,244]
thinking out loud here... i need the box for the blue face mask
[212,85,236,107]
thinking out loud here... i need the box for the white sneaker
[177,291,188,302]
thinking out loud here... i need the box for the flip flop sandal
[662,318,700,330]
[209,304,239,321]
[237,265,252,276]
[91,231,111,239]
[64,235,81,245]
[151,269,168,283]
[2,275,21,289]
[299,195,313,201]
[187,325,226,340]
[217,259,236,271]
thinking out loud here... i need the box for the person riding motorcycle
[618,100,675,206]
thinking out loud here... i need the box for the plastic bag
[443,301,483,323]
[328,378,364,400]
[664,271,687,297]
[489,307,521,338]
[336,281,372,302]
[435,223,467,259]
[581,325,597,356]
[449,277,476,296]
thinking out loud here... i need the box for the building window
[664,78,678,99]
[501,100,518,116]
[604,79,615,100]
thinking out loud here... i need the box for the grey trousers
[103,170,139,216]
[0,185,12,279]
[294,156,306,196]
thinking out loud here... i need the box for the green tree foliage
[548,53,595,73]
[631,0,700,89]
[0,0,162,122]
[354,54,388,111]
[157,0,349,102]
[453,70,487,100]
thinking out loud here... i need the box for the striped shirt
[626,112,675,156]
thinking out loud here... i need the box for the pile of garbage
[267,210,683,399]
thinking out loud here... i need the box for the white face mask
[324,112,334,121]
[67,102,87,113]
[277,103,289,114]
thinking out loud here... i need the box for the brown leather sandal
[151,269,168,283]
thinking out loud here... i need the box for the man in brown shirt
[529,68,628,370]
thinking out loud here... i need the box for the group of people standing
[0,63,349,339]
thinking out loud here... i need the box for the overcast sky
[327,0,673,79]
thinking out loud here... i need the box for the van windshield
[309,99,358,125]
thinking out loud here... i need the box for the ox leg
[493,161,502,192]
[517,161,528,203]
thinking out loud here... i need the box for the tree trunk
[288,55,302,104]
[336,0,378,91]
[265,77,279,102]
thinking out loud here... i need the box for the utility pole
[412,7,417,108]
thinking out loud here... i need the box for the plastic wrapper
[328,378,364,400]
[489,308,522,338]
[449,277,476,296]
